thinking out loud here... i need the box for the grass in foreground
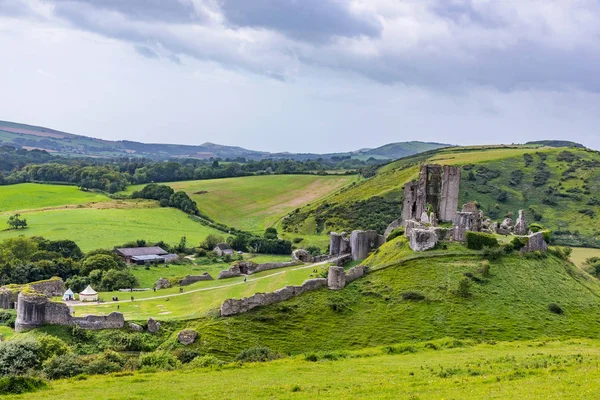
[0,207,225,251]
[8,338,600,399]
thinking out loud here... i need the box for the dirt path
[70,257,342,307]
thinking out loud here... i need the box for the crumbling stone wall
[330,232,351,256]
[220,278,327,316]
[521,232,549,253]
[30,277,65,297]
[349,230,384,261]
[402,164,461,224]
[408,228,438,251]
[179,273,214,286]
[15,292,124,332]
[0,287,19,310]
[328,265,367,290]
[218,261,302,279]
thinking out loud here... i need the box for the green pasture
[0,207,225,251]
[10,339,600,399]
[0,183,108,213]
[129,254,292,288]
[124,175,356,233]
[73,261,327,321]
[571,247,600,268]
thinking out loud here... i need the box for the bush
[479,260,491,277]
[43,354,84,380]
[139,351,181,371]
[456,278,472,298]
[305,246,322,256]
[548,303,564,315]
[529,223,544,233]
[383,345,417,355]
[510,237,526,251]
[401,291,425,301]
[482,246,504,261]
[84,358,122,375]
[235,347,280,363]
[466,232,498,250]
[188,355,225,369]
[175,349,200,364]
[0,338,40,375]
[37,334,70,363]
[386,228,405,242]
[0,376,47,395]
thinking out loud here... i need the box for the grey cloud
[134,45,159,59]
[26,0,600,93]
[0,0,35,17]
[219,0,382,43]
[49,0,203,23]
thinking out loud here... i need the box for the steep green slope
[173,241,600,359]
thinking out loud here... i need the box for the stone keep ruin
[398,164,549,253]
[402,164,462,224]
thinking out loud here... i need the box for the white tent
[62,288,75,301]
[79,285,98,302]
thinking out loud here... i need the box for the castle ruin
[402,164,461,224]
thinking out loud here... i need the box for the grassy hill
[124,175,357,236]
[0,119,450,161]
[283,145,600,247]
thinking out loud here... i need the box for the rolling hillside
[0,120,450,161]
[283,145,600,248]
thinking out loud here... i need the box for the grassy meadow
[0,183,108,212]
[73,261,329,321]
[124,175,357,234]
[0,207,225,251]
[8,338,600,399]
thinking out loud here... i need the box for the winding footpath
[70,257,345,307]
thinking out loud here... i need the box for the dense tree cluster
[0,237,136,291]
[131,184,199,215]
[0,146,374,192]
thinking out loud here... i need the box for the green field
[0,183,108,213]
[128,254,292,288]
[74,261,329,321]
[9,338,600,399]
[0,207,225,251]
[124,175,357,234]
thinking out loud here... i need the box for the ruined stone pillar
[15,292,48,332]
[439,165,461,222]
[328,266,346,290]
[330,232,342,256]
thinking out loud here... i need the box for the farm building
[214,243,234,257]
[115,247,178,265]
[79,285,98,302]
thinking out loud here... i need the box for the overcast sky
[0,0,599,152]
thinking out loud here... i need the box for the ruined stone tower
[402,164,461,223]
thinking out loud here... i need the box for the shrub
[304,353,318,362]
[466,232,498,250]
[479,260,491,277]
[292,238,304,244]
[401,291,425,301]
[139,351,181,371]
[188,355,225,369]
[175,349,200,364]
[510,237,526,251]
[305,246,322,256]
[456,278,472,298]
[529,223,544,233]
[235,347,280,363]
[383,345,417,355]
[386,228,405,242]
[0,376,47,395]
[43,354,84,380]
[84,358,122,375]
[548,303,564,315]
[543,230,552,244]
[0,338,40,375]
[482,246,504,261]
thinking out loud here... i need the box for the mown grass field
[570,247,600,268]
[9,338,600,399]
[0,183,108,213]
[129,254,292,288]
[0,207,225,251]
[124,175,357,233]
[73,261,329,321]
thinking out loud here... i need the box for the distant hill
[0,120,450,161]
